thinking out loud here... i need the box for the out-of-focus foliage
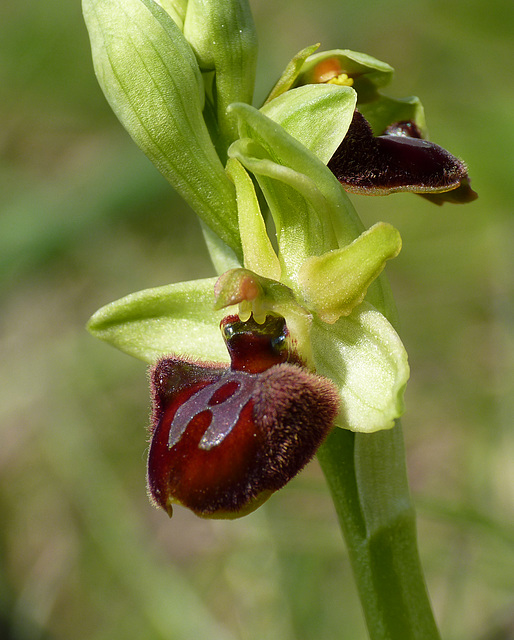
[0,0,513,639]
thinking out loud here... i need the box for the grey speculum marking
[167,372,258,451]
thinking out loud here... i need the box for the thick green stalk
[317,424,441,640]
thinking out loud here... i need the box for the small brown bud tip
[328,111,476,199]
[147,314,340,519]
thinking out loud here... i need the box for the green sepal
[299,222,402,323]
[225,158,281,280]
[311,303,409,433]
[261,83,357,164]
[184,0,257,154]
[87,278,232,364]
[264,43,320,104]
[82,0,241,256]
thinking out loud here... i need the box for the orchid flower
[83,0,475,636]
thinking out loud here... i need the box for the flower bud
[184,0,257,153]
[147,314,339,518]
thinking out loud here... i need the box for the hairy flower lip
[328,110,477,200]
[147,314,339,518]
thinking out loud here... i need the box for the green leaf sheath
[317,427,441,640]
[153,0,187,29]
[82,0,242,256]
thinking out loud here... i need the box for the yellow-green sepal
[264,43,320,104]
[87,278,232,364]
[359,94,427,137]
[261,83,357,164]
[311,303,409,433]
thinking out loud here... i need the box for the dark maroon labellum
[328,110,477,203]
[147,314,339,518]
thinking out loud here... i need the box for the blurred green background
[1,0,513,638]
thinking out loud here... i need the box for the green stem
[317,423,441,640]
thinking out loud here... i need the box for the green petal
[184,0,257,153]
[299,223,402,323]
[261,84,357,164]
[264,43,320,104]
[311,303,409,433]
[225,158,281,280]
[87,278,231,364]
[82,0,241,255]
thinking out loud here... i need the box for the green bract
[85,0,410,433]
[82,0,241,255]
[261,84,356,164]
